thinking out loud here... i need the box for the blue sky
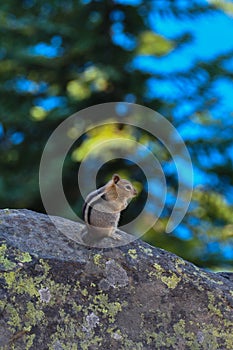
[134,9,233,116]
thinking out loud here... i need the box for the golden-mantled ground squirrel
[82,174,137,243]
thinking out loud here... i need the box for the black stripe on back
[83,188,106,225]
[82,202,87,220]
[87,204,92,225]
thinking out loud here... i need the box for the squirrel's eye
[125,185,132,191]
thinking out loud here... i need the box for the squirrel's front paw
[110,231,121,241]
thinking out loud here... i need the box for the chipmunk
[82,174,137,243]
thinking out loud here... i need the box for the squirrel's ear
[112,174,120,184]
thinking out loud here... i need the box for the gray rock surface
[0,209,232,349]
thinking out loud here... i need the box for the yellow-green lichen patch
[128,249,138,260]
[17,276,40,297]
[93,253,102,266]
[139,245,153,257]
[43,279,77,306]
[4,269,39,298]
[161,274,181,289]
[80,336,103,350]
[107,327,123,340]
[0,300,7,314]
[49,324,81,350]
[38,259,51,276]
[153,263,181,289]
[174,257,186,274]
[48,310,103,349]
[41,280,128,346]
[215,280,224,285]
[1,259,54,348]
[0,244,17,270]
[84,293,127,326]
[48,289,130,347]
[153,263,163,271]
[81,288,88,297]
[4,296,47,350]
[25,332,36,350]
[16,251,32,263]
[225,331,233,350]
[71,300,83,313]
[3,271,16,289]
[207,292,223,318]
[197,323,228,350]
[6,303,22,329]
[8,328,35,350]
[145,319,231,349]
[24,301,45,327]
[120,335,144,349]
[173,319,195,347]
[146,331,174,348]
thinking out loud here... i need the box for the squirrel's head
[111,174,137,200]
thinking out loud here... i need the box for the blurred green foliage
[209,0,233,16]
[0,0,232,270]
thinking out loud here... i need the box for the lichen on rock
[0,209,233,349]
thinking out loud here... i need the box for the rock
[0,209,232,350]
